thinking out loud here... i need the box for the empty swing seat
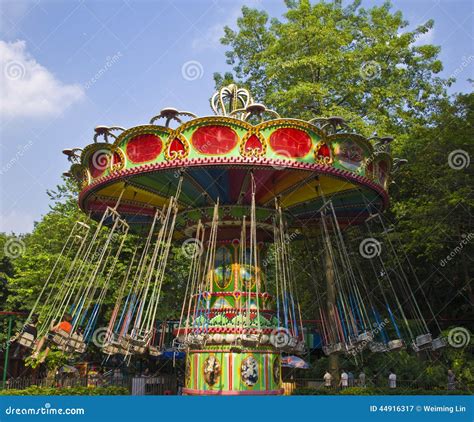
[103,342,122,355]
[148,345,162,357]
[65,333,86,354]
[431,337,446,350]
[344,342,356,353]
[17,332,36,349]
[357,331,373,343]
[123,335,148,354]
[284,336,299,351]
[369,342,388,353]
[387,339,404,351]
[295,341,306,354]
[326,342,343,355]
[415,333,432,349]
[187,333,205,347]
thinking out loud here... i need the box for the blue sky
[0,0,472,234]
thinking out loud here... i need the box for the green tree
[216,0,450,135]
[390,93,473,321]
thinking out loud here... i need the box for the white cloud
[0,40,84,119]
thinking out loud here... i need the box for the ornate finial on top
[150,108,197,127]
[211,84,253,118]
[211,84,280,122]
[93,126,125,143]
[309,116,352,135]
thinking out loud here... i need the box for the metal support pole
[325,246,339,384]
[3,315,13,388]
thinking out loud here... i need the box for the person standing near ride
[447,369,456,390]
[388,369,397,389]
[339,370,349,389]
[32,313,73,362]
[358,370,366,387]
[348,371,355,387]
[323,370,333,388]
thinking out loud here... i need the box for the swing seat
[130,342,147,354]
[369,342,388,353]
[65,333,86,354]
[17,332,36,349]
[415,333,432,349]
[171,338,186,351]
[431,337,446,350]
[344,342,356,353]
[387,339,404,351]
[49,329,71,348]
[357,331,373,343]
[103,342,122,355]
[283,336,299,351]
[324,343,343,355]
[120,334,149,353]
[295,341,306,354]
[148,345,163,356]
[187,333,205,347]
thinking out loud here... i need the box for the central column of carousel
[182,240,284,395]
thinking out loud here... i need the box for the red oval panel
[126,134,162,163]
[269,128,312,158]
[192,126,238,155]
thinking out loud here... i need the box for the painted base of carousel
[184,348,282,396]
[183,388,284,395]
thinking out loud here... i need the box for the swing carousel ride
[18,84,444,395]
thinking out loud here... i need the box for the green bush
[292,387,471,396]
[0,386,129,396]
